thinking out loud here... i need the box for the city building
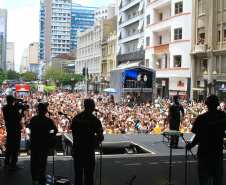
[6,42,15,71]
[45,53,75,73]
[76,17,117,92]
[101,16,117,89]
[95,5,115,20]
[39,0,72,61]
[116,0,145,68]
[71,4,97,52]
[0,9,7,71]
[190,0,226,101]
[21,48,29,73]
[145,0,192,99]
[29,42,39,75]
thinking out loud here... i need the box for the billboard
[30,64,39,75]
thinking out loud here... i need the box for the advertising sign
[38,85,44,92]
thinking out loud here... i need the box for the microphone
[58,112,68,116]
[94,109,103,114]
[47,111,53,116]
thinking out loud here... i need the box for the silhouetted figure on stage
[29,103,58,185]
[71,98,104,185]
[3,95,24,170]
[168,95,184,148]
[186,95,226,185]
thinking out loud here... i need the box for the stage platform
[0,134,226,185]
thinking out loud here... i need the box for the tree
[6,69,20,80]
[0,69,6,86]
[44,68,63,83]
[23,71,38,82]
[58,74,84,88]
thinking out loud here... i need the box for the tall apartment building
[39,0,72,61]
[0,9,7,71]
[6,42,15,71]
[95,5,115,20]
[190,0,226,101]
[145,0,192,99]
[116,0,145,67]
[21,48,29,73]
[71,4,97,52]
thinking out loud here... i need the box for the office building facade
[190,0,226,101]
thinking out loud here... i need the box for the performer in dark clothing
[29,103,58,185]
[3,95,24,170]
[168,95,184,148]
[186,95,226,185]
[71,98,104,185]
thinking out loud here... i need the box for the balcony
[119,0,140,13]
[156,67,190,78]
[117,50,145,62]
[119,14,143,28]
[154,44,169,54]
[194,43,208,52]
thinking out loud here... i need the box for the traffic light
[83,67,86,76]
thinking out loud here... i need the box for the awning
[138,1,144,14]
[117,61,142,69]
[191,87,205,91]
[118,0,122,8]
[138,20,144,32]
[117,29,122,39]
[117,45,121,54]
[137,38,144,50]
[118,14,122,23]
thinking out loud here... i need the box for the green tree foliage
[44,68,63,83]
[23,71,38,82]
[58,74,84,86]
[0,69,6,86]
[6,69,20,80]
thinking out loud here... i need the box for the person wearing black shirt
[3,95,24,170]
[71,98,104,185]
[186,95,226,185]
[29,103,58,185]
[168,95,184,148]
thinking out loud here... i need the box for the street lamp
[137,74,147,103]
[203,70,218,96]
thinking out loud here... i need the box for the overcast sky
[0,0,115,72]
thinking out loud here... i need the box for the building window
[175,2,183,14]
[102,11,104,14]
[224,0,226,9]
[218,0,221,11]
[146,59,149,67]
[128,47,130,53]
[146,37,150,47]
[198,0,205,16]
[128,30,130,36]
[159,36,162,44]
[159,13,163,21]
[216,56,220,74]
[197,27,205,44]
[218,25,221,42]
[174,55,181,67]
[174,28,182,40]
[133,28,136,34]
[222,56,226,73]
[128,14,131,19]
[200,58,208,73]
[147,14,150,25]
[133,12,136,17]
[223,24,226,41]
[105,10,107,13]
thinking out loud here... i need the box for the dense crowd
[0,90,225,153]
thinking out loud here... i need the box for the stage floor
[0,134,226,185]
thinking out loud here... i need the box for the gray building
[0,9,7,71]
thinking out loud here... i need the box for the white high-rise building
[116,0,145,67]
[6,42,15,71]
[95,5,115,20]
[145,0,192,99]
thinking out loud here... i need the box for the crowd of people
[0,90,225,154]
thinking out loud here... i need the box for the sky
[0,0,115,72]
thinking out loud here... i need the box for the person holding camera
[71,98,104,185]
[29,103,58,185]
[186,95,226,185]
[2,95,25,170]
